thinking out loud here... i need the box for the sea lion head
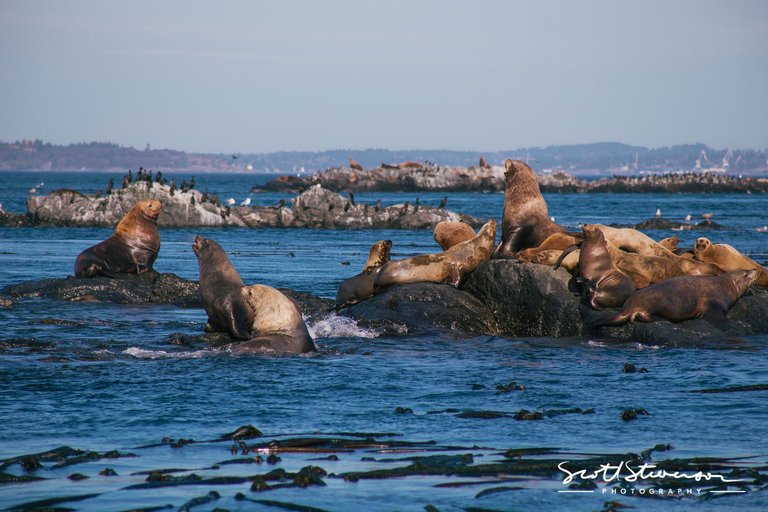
[503,159,534,179]
[193,235,222,258]
[733,268,760,293]
[694,237,711,255]
[364,239,392,271]
[582,224,604,241]
[136,199,162,220]
[479,219,497,239]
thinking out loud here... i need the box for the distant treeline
[1,139,766,174]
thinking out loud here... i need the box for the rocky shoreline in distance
[8,181,480,229]
[259,164,768,194]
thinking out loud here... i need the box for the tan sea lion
[694,237,768,287]
[584,269,758,327]
[493,160,566,259]
[375,220,496,290]
[577,225,635,309]
[335,240,392,308]
[349,158,363,171]
[193,236,314,354]
[517,232,582,263]
[74,199,162,278]
[594,225,677,260]
[433,221,475,251]
[658,236,680,252]
[536,248,579,272]
[604,239,684,289]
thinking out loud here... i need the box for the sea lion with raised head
[517,232,582,263]
[577,224,635,309]
[335,240,392,308]
[375,220,496,290]
[74,199,162,278]
[433,221,475,251]
[694,237,768,287]
[492,160,567,259]
[193,236,315,353]
[584,269,758,328]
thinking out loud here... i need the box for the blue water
[1,172,767,511]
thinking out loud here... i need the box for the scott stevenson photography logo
[557,459,747,496]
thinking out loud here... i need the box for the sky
[1,0,766,153]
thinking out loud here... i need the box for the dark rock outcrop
[632,218,723,231]
[340,282,496,336]
[24,182,479,229]
[5,262,768,345]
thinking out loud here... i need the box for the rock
[0,211,36,227]
[632,218,724,231]
[24,182,479,229]
[339,282,496,336]
[461,260,583,337]
[3,272,199,306]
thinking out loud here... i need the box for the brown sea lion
[604,239,684,289]
[349,158,363,171]
[594,225,677,260]
[537,248,579,272]
[694,237,768,287]
[433,221,475,251]
[577,225,635,309]
[492,160,566,259]
[658,236,680,252]
[584,269,759,327]
[335,240,392,308]
[517,232,582,263]
[193,236,314,354]
[375,220,496,290]
[74,199,162,278]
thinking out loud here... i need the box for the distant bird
[232,155,238,160]
[685,214,692,222]
[226,198,236,206]
[240,197,251,206]
[349,159,363,171]
[438,196,448,209]
[28,187,37,194]
[757,226,768,233]
[702,212,714,221]
[273,198,286,209]
[655,208,661,219]
[550,216,555,222]
[37,182,44,187]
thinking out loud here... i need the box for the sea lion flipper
[553,243,580,270]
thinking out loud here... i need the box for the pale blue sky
[1,0,766,153]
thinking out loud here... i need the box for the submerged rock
[24,182,480,229]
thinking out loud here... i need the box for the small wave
[122,347,213,359]
[307,313,386,339]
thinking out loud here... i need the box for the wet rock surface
[339,282,496,336]
[23,182,480,229]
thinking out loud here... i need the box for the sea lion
[577,225,635,309]
[658,236,681,253]
[604,239,684,289]
[74,199,162,278]
[193,236,314,354]
[584,269,758,327]
[694,237,768,287]
[375,220,496,290]
[537,248,579,272]
[492,160,566,259]
[433,221,475,251]
[594,225,677,260]
[517,232,582,263]
[335,240,392,308]
[349,158,363,171]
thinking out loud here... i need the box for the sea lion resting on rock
[335,240,392,308]
[576,224,635,309]
[493,160,567,259]
[584,269,759,328]
[517,232,582,263]
[74,199,162,278]
[193,236,315,354]
[375,220,496,290]
[694,237,768,287]
[433,221,475,251]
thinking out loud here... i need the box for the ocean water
[1,171,767,511]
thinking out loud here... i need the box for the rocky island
[259,163,768,194]
[19,180,480,229]
[4,260,767,346]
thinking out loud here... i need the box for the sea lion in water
[433,221,475,251]
[335,240,392,308]
[192,236,314,354]
[74,199,162,278]
[375,220,496,290]
[576,224,635,309]
[694,237,768,287]
[584,269,758,328]
[493,160,566,259]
